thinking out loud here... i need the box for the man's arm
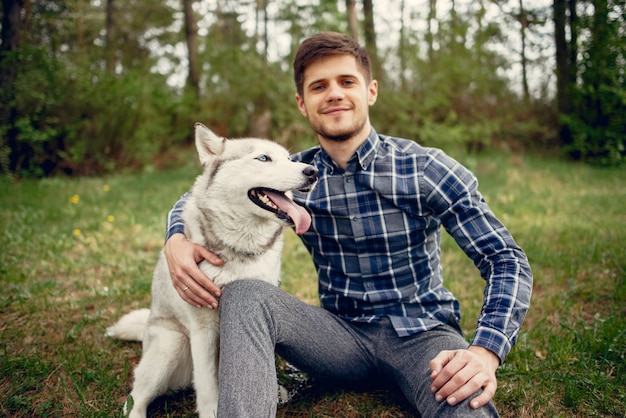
[423,150,533,407]
[164,193,224,308]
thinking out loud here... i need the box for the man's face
[295,55,378,143]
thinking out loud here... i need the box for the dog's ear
[195,123,226,166]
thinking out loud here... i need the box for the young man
[164,32,532,417]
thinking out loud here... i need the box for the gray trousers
[217,280,499,418]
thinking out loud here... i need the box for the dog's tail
[105,308,150,341]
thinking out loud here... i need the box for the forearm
[472,247,533,363]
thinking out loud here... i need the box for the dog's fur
[106,123,317,418]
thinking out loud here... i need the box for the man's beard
[312,118,367,143]
[317,130,353,142]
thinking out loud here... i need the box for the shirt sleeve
[165,192,190,242]
[422,151,533,363]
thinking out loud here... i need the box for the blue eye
[256,155,272,162]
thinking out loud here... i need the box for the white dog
[106,123,318,418]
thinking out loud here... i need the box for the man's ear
[295,93,308,117]
[368,79,378,106]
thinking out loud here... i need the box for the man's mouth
[321,106,350,115]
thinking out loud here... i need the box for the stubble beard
[311,115,367,143]
[317,130,353,142]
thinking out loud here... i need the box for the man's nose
[326,82,345,100]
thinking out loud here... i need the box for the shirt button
[345,176,352,183]
[352,216,358,221]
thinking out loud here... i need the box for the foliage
[0,151,624,417]
[558,0,626,165]
[0,0,562,179]
[0,46,196,177]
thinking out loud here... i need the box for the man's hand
[429,345,500,409]
[163,233,224,308]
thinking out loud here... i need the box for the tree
[427,0,437,62]
[362,0,382,80]
[346,0,359,40]
[554,0,571,119]
[0,0,25,177]
[1,0,24,56]
[183,0,199,97]
[105,0,115,73]
[556,0,626,164]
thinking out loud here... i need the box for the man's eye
[256,155,271,162]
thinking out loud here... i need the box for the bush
[0,47,196,177]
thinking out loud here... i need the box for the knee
[218,279,280,340]
[219,279,277,318]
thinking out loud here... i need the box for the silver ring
[183,286,189,292]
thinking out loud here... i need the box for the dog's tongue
[264,191,312,234]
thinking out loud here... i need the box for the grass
[1,149,624,417]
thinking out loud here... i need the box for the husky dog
[106,123,318,418]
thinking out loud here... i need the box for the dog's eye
[255,155,272,162]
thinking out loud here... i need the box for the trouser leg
[218,279,499,417]
[217,280,375,418]
[365,319,499,417]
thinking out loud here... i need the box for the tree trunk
[567,0,577,87]
[399,0,406,90]
[0,0,24,177]
[255,0,269,62]
[346,0,359,41]
[362,0,382,80]
[262,0,268,63]
[427,0,436,62]
[588,0,609,124]
[105,0,115,73]
[183,0,200,97]
[554,0,569,115]
[0,0,23,56]
[518,0,530,102]
[554,0,573,147]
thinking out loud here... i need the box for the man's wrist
[468,345,500,371]
[165,224,186,243]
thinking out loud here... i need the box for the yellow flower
[103,184,110,192]
[70,194,80,204]
[73,229,81,236]
[107,215,115,223]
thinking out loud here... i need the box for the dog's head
[193,123,317,235]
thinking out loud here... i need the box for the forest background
[1,1,625,417]
[1,0,625,178]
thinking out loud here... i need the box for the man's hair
[293,32,372,97]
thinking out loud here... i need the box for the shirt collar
[356,128,378,170]
[318,128,379,174]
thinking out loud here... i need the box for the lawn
[1,149,624,417]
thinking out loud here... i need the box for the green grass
[1,150,624,417]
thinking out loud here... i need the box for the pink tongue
[264,191,312,234]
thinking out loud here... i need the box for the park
[1,0,624,416]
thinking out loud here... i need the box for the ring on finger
[183,286,190,292]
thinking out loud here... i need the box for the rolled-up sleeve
[165,192,190,242]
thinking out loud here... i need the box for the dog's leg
[190,319,220,418]
[125,325,192,418]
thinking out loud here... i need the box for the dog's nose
[303,166,318,182]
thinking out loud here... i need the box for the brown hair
[293,32,372,97]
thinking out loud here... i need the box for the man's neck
[318,127,371,170]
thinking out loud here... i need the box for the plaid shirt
[166,129,532,362]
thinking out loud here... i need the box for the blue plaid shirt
[166,129,532,362]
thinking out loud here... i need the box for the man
[164,32,532,417]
